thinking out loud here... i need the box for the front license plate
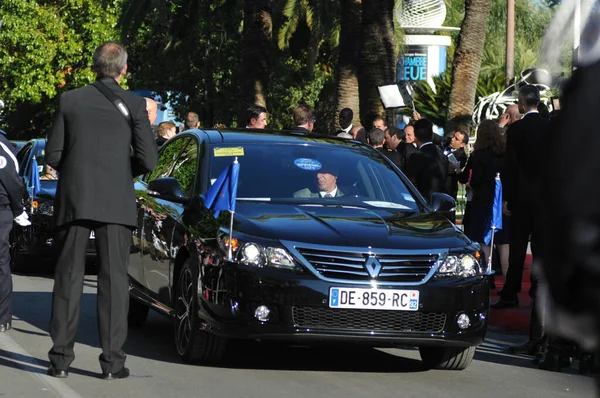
[89,231,95,239]
[329,287,419,311]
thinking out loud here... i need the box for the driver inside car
[40,164,58,181]
[293,164,345,198]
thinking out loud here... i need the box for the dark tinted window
[171,139,198,195]
[145,137,190,183]
[208,143,421,212]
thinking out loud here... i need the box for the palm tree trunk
[335,0,362,127]
[240,0,273,124]
[447,0,493,119]
[358,0,396,126]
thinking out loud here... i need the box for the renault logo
[364,256,383,278]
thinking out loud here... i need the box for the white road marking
[0,332,83,398]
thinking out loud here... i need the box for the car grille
[292,307,446,333]
[296,247,438,283]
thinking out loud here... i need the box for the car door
[141,137,197,303]
[128,180,146,285]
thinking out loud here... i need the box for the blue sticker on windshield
[294,158,322,171]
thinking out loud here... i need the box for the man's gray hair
[368,128,385,146]
[92,41,128,79]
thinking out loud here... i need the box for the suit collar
[97,77,122,88]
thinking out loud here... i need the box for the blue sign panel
[398,46,428,82]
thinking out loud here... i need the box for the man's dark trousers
[0,210,14,326]
[48,220,132,374]
[501,202,541,301]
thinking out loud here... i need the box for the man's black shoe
[101,367,130,380]
[491,298,519,309]
[47,366,69,378]
[507,340,544,355]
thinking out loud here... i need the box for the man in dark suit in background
[443,117,470,200]
[406,119,449,202]
[45,41,157,380]
[494,84,548,312]
[291,104,316,134]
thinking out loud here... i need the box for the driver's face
[317,172,337,193]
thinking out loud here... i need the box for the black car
[128,129,490,370]
[11,139,96,270]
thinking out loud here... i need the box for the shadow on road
[0,349,98,378]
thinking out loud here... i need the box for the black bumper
[197,264,490,348]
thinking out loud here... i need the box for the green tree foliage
[444,0,552,82]
[121,0,244,128]
[0,0,121,137]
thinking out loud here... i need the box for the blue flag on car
[30,156,41,198]
[203,158,239,218]
[484,173,503,245]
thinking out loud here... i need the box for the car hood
[233,202,470,250]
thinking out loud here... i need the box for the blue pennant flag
[30,156,41,199]
[484,173,503,245]
[203,158,239,218]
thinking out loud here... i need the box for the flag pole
[227,157,239,261]
[227,210,234,261]
[30,156,36,215]
[487,227,496,274]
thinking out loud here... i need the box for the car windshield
[208,143,422,212]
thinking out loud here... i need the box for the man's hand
[412,111,422,121]
[502,200,511,217]
[14,211,31,226]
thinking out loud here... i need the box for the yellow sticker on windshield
[214,147,244,157]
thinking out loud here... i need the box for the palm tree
[447,0,493,119]
[277,0,340,79]
[335,0,362,127]
[240,0,274,122]
[358,0,396,126]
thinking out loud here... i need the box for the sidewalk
[487,254,532,334]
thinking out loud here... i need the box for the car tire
[174,259,226,363]
[128,297,149,327]
[419,345,477,370]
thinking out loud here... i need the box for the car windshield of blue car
[209,144,421,212]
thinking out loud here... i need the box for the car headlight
[237,242,297,269]
[217,232,299,270]
[436,253,482,278]
[240,243,264,266]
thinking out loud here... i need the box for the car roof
[182,128,366,148]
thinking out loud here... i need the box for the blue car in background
[10,139,96,271]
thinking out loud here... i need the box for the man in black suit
[382,126,404,169]
[45,41,157,380]
[335,108,354,136]
[494,84,548,313]
[397,124,418,173]
[406,119,449,202]
[291,104,316,134]
[443,128,469,200]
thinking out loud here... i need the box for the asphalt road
[0,268,596,398]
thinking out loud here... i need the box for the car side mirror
[430,192,456,213]
[147,177,188,203]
